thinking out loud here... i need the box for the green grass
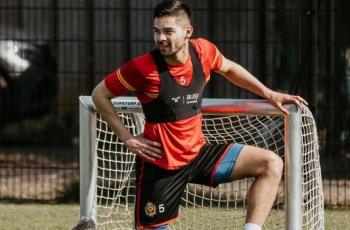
[324,207,350,229]
[0,203,79,230]
[0,203,349,229]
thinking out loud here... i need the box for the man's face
[153,16,191,57]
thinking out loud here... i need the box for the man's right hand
[124,135,163,162]
[92,82,163,161]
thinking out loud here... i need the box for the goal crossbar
[78,96,324,230]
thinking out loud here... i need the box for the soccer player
[92,1,307,229]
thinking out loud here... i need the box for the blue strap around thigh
[153,225,168,230]
[214,144,244,184]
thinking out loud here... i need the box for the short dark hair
[153,0,191,22]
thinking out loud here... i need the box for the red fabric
[144,113,206,169]
[104,38,224,169]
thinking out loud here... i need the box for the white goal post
[78,96,324,230]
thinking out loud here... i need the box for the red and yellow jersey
[104,38,224,169]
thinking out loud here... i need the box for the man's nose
[156,32,167,41]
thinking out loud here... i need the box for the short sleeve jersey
[104,38,224,169]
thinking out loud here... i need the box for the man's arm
[217,57,307,114]
[92,82,162,161]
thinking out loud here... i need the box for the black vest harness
[142,42,206,122]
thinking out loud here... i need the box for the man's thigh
[135,158,189,229]
[229,145,281,180]
[189,143,231,186]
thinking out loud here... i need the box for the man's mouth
[157,43,169,49]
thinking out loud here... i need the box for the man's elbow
[92,82,120,109]
[91,85,101,104]
[92,82,110,105]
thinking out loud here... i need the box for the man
[92,1,307,229]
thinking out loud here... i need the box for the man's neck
[164,42,189,65]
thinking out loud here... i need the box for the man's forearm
[218,58,274,100]
[92,83,133,142]
[218,58,307,115]
[91,82,163,161]
[225,63,273,100]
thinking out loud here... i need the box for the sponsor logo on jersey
[186,93,199,104]
[171,96,181,103]
[171,93,199,104]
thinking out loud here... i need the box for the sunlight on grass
[0,203,79,230]
[0,203,349,229]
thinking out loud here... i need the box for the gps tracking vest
[142,42,206,122]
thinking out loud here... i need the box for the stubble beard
[159,42,186,58]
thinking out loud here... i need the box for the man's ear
[185,25,193,39]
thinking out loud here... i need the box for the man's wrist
[262,88,274,100]
[118,131,133,143]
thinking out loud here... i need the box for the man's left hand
[268,91,308,115]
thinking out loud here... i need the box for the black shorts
[135,143,244,229]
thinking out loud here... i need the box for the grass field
[0,203,349,230]
[0,203,79,230]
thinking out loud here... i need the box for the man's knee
[262,151,283,178]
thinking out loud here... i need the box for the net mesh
[300,108,324,229]
[92,107,323,230]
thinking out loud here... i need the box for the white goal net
[78,96,324,230]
